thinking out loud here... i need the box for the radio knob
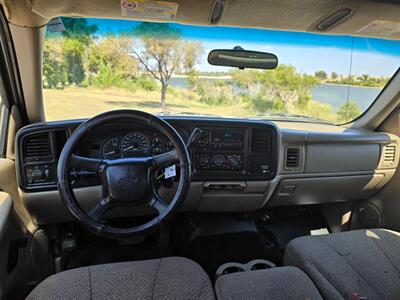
[212,155,225,166]
[228,155,241,167]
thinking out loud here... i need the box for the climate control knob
[228,155,241,168]
[198,156,209,168]
[212,154,225,166]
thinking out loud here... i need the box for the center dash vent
[251,129,271,153]
[285,147,300,170]
[23,133,52,163]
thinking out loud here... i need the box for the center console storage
[215,266,323,300]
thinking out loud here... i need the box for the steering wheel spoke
[87,197,112,222]
[71,154,102,172]
[148,194,169,215]
[152,149,179,168]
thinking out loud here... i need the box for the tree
[337,100,361,123]
[43,38,67,88]
[61,38,86,85]
[331,72,338,80]
[60,18,98,86]
[182,41,203,89]
[61,18,98,45]
[129,22,202,109]
[315,70,327,80]
[87,35,138,78]
[257,65,319,110]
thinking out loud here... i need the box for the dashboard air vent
[285,147,300,170]
[382,144,397,167]
[23,133,52,162]
[251,129,270,153]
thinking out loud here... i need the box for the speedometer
[121,132,150,155]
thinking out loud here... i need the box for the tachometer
[102,138,121,159]
[121,132,150,155]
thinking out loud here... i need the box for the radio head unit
[193,125,277,180]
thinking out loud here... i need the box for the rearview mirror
[208,47,278,70]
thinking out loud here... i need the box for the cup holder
[221,266,245,275]
[249,259,276,271]
[216,259,276,278]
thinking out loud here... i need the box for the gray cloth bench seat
[284,229,400,300]
[26,257,215,300]
[215,266,323,300]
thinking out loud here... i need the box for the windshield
[43,17,400,124]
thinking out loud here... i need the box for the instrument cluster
[100,131,174,159]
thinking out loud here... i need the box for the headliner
[1,0,400,40]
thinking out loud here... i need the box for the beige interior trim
[0,0,48,28]
[0,158,35,230]
[6,105,23,160]
[0,192,12,242]
[9,24,45,123]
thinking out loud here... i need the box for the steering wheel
[57,110,191,240]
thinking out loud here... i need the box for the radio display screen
[219,131,241,141]
[210,129,243,150]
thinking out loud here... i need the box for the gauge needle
[104,150,116,155]
[124,145,136,151]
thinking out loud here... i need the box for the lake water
[170,77,382,112]
[312,84,381,112]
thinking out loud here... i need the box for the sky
[87,18,400,77]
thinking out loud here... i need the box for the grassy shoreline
[43,86,252,121]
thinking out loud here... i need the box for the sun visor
[30,0,213,25]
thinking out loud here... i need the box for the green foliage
[186,70,199,89]
[230,69,261,88]
[61,17,98,44]
[327,75,389,88]
[231,65,319,113]
[92,62,123,88]
[43,18,98,88]
[337,100,361,123]
[86,35,138,77]
[133,22,180,39]
[43,38,67,88]
[61,38,86,85]
[315,70,327,80]
[196,81,236,105]
[249,95,285,113]
[134,77,158,91]
[295,100,336,123]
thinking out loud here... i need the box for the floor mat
[258,207,329,250]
